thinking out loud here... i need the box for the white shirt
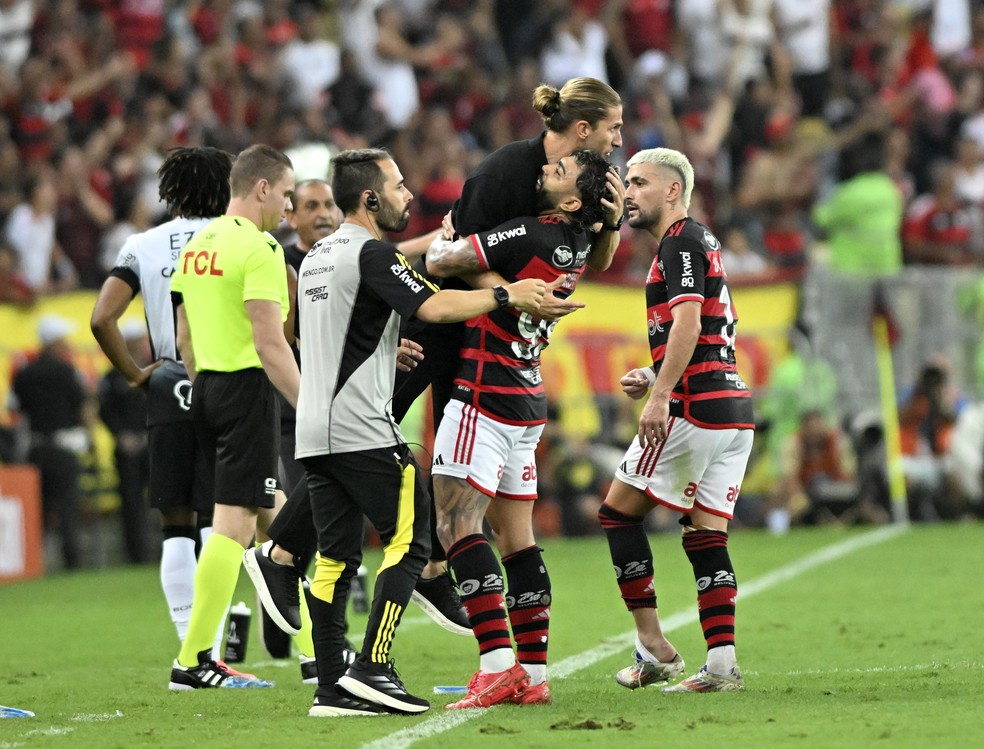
[4,203,56,290]
[279,38,341,109]
[540,18,609,87]
[112,216,211,360]
[773,0,830,75]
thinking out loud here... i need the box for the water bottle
[0,705,35,718]
[350,565,369,614]
[224,601,251,663]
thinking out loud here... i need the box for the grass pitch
[1,522,981,749]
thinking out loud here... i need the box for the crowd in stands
[7,0,984,299]
[4,0,984,566]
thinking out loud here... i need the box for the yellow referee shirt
[171,215,289,372]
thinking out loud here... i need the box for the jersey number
[718,286,737,360]
[513,313,557,361]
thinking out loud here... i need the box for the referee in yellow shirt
[168,144,300,689]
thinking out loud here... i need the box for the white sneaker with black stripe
[336,656,429,714]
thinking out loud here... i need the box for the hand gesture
[601,166,625,227]
[537,275,586,321]
[504,278,547,314]
[396,338,424,372]
[441,210,456,240]
[620,368,652,400]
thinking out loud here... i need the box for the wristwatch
[492,285,510,309]
[603,214,624,232]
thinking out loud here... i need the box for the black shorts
[192,368,279,509]
[302,443,431,563]
[148,420,213,513]
[147,359,194,427]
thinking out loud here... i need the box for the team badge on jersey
[552,245,574,267]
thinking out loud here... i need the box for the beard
[627,204,659,230]
[533,184,555,215]
[378,203,411,233]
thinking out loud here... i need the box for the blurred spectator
[899,358,968,521]
[54,146,115,289]
[676,0,729,97]
[772,0,832,118]
[719,0,777,92]
[0,0,35,76]
[111,0,166,69]
[278,3,340,112]
[341,0,423,132]
[902,159,978,265]
[931,0,972,61]
[769,409,860,533]
[952,133,984,206]
[603,0,675,76]
[757,326,839,500]
[884,123,918,204]
[0,240,34,305]
[540,3,610,87]
[4,169,78,294]
[812,132,904,276]
[734,95,823,276]
[720,223,775,282]
[97,320,151,564]
[9,315,92,570]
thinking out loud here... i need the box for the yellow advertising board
[0,280,798,443]
[542,281,800,437]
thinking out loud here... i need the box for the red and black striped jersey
[646,217,754,429]
[452,215,592,425]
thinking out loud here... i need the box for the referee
[168,144,299,690]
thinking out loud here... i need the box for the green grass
[2,523,982,748]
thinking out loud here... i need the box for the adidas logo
[619,461,627,473]
[434,455,445,466]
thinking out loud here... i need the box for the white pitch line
[70,710,124,723]
[361,524,908,749]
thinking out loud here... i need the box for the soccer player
[396,76,626,426]
[90,146,235,659]
[245,77,626,643]
[424,150,613,709]
[393,75,625,625]
[599,148,754,693]
[294,148,547,717]
[167,144,299,690]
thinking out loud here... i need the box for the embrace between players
[93,76,754,717]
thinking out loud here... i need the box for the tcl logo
[182,250,224,276]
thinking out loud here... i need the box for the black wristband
[602,214,624,232]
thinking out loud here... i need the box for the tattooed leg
[434,475,492,551]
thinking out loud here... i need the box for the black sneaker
[169,649,274,690]
[337,657,430,714]
[260,595,293,658]
[301,646,356,684]
[411,572,472,636]
[309,685,386,717]
[243,541,303,635]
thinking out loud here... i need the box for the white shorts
[615,416,753,519]
[432,400,544,500]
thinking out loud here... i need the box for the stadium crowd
[4,0,984,570]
